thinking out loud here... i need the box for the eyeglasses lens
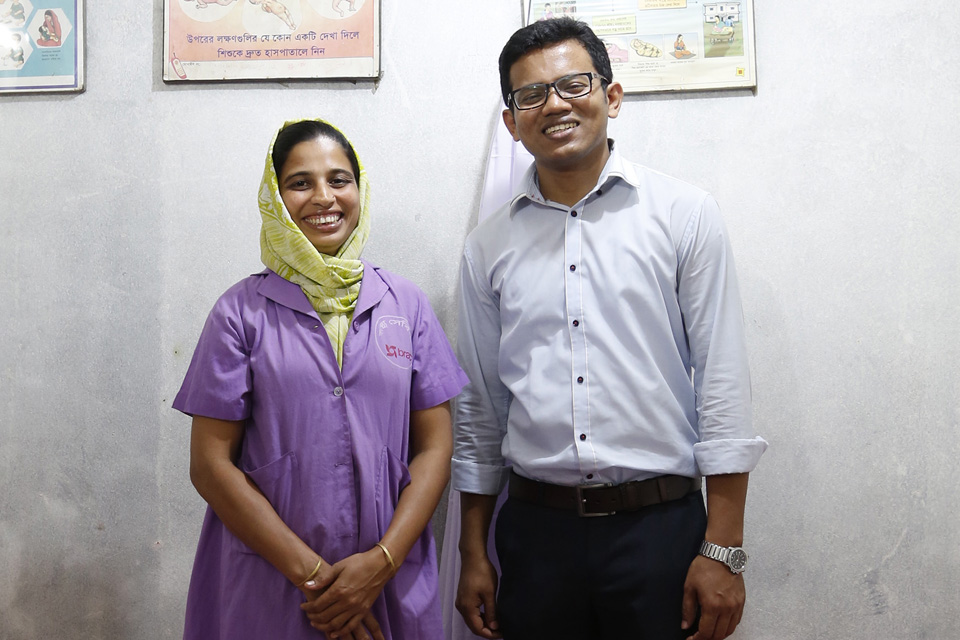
[513,73,594,110]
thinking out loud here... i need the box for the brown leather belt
[508,470,701,517]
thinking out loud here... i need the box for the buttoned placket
[563,199,598,482]
[309,319,347,395]
[307,315,353,476]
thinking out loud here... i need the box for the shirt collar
[257,269,316,316]
[509,139,638,211]
[256,261,388,318]
[354,261,388,318]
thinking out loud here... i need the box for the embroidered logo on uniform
[376,315,413,369]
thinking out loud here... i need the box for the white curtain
[439,107,533,640]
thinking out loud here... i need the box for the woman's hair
[272,120,361,180]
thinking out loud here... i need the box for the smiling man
[452,17,767,640]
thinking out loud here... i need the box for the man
[452,17,767,640]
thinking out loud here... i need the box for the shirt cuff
[451,458,510,495]
[694,436,768,475]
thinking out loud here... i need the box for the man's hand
[455,554,502,639]
[681,555,745,640]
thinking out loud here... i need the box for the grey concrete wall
[1,0,958,638]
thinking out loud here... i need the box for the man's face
[503,40,622,175]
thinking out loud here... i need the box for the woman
[37,10,61,47]
[174,118,468,640]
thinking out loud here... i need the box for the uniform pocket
[229,451,305,554]
[374,446,411,531]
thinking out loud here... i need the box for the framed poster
[524,0,757,94]
[0,0,84,94]
[163,0,380,82]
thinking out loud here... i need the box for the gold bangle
[297,557,323,586]
[375,543,397,572]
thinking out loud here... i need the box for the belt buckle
[576,483,616,517]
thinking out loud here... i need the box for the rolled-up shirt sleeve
[678,195,768,475]
[451,245,511,495]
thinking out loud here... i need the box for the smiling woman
[173,118,469,640]
[274,123,363,257]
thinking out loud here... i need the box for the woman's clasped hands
[300,546,396,640]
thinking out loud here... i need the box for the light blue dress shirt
[452,143,767,495]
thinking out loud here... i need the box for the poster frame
[0,0,85,95]
[162,0,381,83]
[523,0,757,95]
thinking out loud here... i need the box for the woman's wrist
[375,542,398,576]
[289,553,324,587]
[296,556,323,586]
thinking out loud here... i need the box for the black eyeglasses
[507,72,608,110]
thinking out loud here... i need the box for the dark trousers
[494,490,707,640]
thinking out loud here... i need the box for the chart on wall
[0,0,83,94]
[524,0,756,94]
[163,0,379,82]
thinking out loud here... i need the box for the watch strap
[699,540,747,574]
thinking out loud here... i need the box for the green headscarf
[259,118,372,368]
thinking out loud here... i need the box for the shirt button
[577,376,584,384]
[579,433,586,441]
[313,325,320,329]
[598,189,603,196]
[333,387,343,397]
[586,473,594,480]
[571,211,578,217]
[572,319,579,327]
[569,265,576,272]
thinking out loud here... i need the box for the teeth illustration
[631,39,662,58]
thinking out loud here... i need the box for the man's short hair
[498,17,613,107]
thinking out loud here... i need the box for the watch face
[729,548,747,572]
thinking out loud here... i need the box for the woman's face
[44,13,52,25]
[277,136,360,256]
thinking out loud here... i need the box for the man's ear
[605,81,624,119]
[502,108,521,142]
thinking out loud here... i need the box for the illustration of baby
[2,32,25,67]
[631,38,662,58]
[192,0,240,7]
[1,0,26,25]
[332,0,355,17]
[248,0,296,30]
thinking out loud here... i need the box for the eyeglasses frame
[507,71,610,111]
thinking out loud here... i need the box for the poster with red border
[163,0,379,82]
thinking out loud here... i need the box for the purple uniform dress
[173,264,469,640]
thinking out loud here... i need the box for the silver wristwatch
[699,541,748,574]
